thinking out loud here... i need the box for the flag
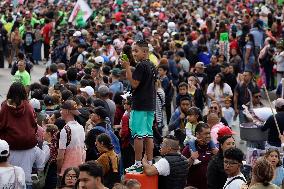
[68,0,93,26]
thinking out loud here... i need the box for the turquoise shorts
[129,110,154,138]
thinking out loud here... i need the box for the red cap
[217,127,236,138]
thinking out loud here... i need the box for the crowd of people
[1,0,284,188]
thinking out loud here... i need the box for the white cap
[81,29,89,36]
[154,12,160,17]
[73,31,82,37]
[94,56,104,65]
[29,98,41,110]
[168,22,175,29]
[163,32,170,38]
[80,86,95,96]
[0,140,9,157]
[121,91,131,99]
[152,30,158,35]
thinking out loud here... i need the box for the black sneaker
[8,64,12,68]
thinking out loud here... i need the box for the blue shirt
[48,73,58,86]
[272,166,284,187]
[250,27,264,48]
[276,83,282,97]
[109,80,124,96]
[198,52,211,66]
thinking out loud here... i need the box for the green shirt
[14,70,31,86]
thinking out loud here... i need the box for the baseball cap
[217,127,236,138]
[61,100,81,116]
[195,62,206,69]
[85,63,95,69]
[81,29,89,36]
[0,139,9,157]
[98,85,110,96]
[73,31,82,37]
[44,95,54,106]
[94,56,104,65]
[29,98,41,110]
[163,32,170,38]
[275,98,284,109]
[110,68,121,77]
[80,86,95,96]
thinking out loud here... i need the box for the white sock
[148,160,153,165]
[135,160,142,166]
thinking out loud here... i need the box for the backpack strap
[223,176,246,189]
[64,125,72,147]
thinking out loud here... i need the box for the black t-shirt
[224,73,237,91]
[262,112,284,147]
[206,64,221,84]
[132,60,156,111]
[23,31,35,47]
[235,82,259,110]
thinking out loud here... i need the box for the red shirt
[119,113,130,149]
[114,12,123,22]
[42,23,53,44]
[230,39,239,50]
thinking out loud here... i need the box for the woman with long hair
[207,73,233,106]
[265,149,284,187]
[244,33,256,72]
[0,82,37,150]
[95,133,120,188]
[247,158,279,189]
[0,82,38,188]
[60,167,80,189]
[188,76,205,111]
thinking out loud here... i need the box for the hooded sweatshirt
[0,100,37,150]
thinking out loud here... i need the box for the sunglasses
[254,95,261,98]
[210,106,218,110]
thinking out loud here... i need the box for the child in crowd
[158,64,172,124]
[185,108,218,164]
[222,97,234,127]
[120,96,135,169]
[176,82,191,107]
[184,107,203,144]
[121,40,156,173]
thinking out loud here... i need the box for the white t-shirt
[59,120,85,150]
[207,82,233,105]
[223,173,246,189]
[59,120,86,175]
[153,158,170,176]
[9,146,45,184]
[0,166,26,188]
